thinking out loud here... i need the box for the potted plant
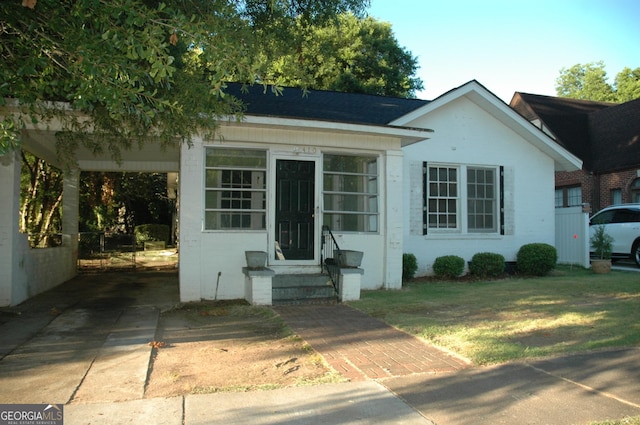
[590,225,613,273]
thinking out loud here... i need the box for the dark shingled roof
[223,83,429,126]
[590,98,640,173]
[511,93,640,173]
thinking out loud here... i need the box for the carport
[0,113,179,306]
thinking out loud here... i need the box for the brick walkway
[274,305,469,382]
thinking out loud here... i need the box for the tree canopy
[555,61,640,103]
[0,0,371,159]
[265,13,423,97]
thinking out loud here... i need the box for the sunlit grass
[350,266,640,365]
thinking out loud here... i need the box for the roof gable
[510,93,640,173]
[392,80,582,172]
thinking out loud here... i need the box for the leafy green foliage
[469,252,505,278]
[432,255,465,279]
[516,243,557,276]
[135,224,170,245]
[19,152,63,247]
[267,13,423,97]
[402,253,417,280]
[590,225,614,259]
[79,172,172,234]
[0,0,370,159]
[556,61,640,102]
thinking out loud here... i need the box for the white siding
[402,96,557,276]
[179,126,404,302]
[555,207,590,268]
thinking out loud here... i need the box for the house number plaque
[292,146,317,154]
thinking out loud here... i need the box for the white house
[177,84,431,303]
[397,81,582,275]
[0,81,581,307]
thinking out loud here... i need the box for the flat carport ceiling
[21,128,180,172]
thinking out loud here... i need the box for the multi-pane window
[204,148,266,230]
[323,154,378,232]
[423,163,502,234]
[611,188,622,205]
[467,167,497,233]
[426,166,458,229]
[567,186,582,206]
[632,179,640,203]
[555,185,582,208]
[554,189,564,208]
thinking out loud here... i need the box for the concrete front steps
[272,274,338,305]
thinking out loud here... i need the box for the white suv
[589,204,640,267]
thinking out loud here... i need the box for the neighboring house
[394,81,581,276]
[0,80,582,306]
[510,93,640,212]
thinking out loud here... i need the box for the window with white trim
[323,154,378,232]
[425,165,458,229]
[467,167,498,233]
[423,163,503,234]
[204,148,266,230]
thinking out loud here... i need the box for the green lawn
[349,266,640,365]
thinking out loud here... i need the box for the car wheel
[633,241,640,267]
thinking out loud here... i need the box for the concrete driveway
[1,270,639,425]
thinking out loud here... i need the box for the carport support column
[62,169,80,275]
[384,151,404,289]
[0,151,28,306]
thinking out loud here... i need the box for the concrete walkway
[1,271,639,424]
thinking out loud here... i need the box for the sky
[367,0,640,102]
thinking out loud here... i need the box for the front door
[275,159,315,260]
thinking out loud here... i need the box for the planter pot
[337,250,364,268]
[591,259,611,274]
[245,251,267,269]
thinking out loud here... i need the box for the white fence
[555,206,590,268]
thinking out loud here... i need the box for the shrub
[516,243,557,276]
[470,252,505,278]
[433,255,465,279]
[134,224,170,245]
[402,253,418,280]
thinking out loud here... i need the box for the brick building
[510,93,640,213]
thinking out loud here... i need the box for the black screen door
[275,159,315,260]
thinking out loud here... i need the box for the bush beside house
[469,252,505,278]
[433,255,465,279]
[402,253,418,280]
[516,243,557,276]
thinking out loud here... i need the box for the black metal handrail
[321,225,340,295]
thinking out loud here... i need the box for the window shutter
[500,166,505,235]
[423,162,428,235]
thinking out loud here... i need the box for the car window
[613,209,640,223]
[591,210,615,225]
[612,210,629,223]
